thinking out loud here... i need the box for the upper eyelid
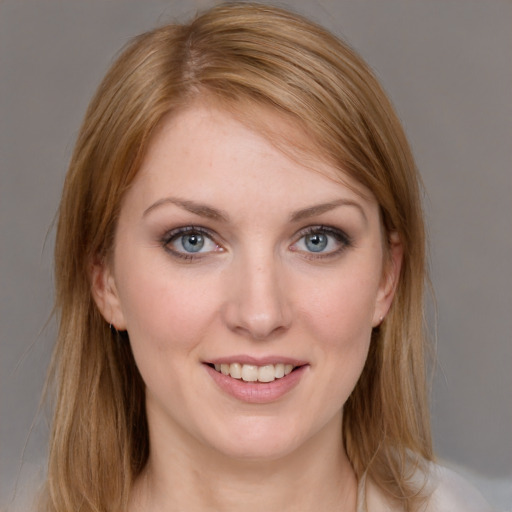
[293,225,351,241]
[162,225,215,241]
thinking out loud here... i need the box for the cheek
[116,261,222,414]
[296,267,380,389]
[298,265,381,342]
[115,253,220,354]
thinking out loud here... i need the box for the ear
[90,257,127,331]
[372,231,403,327]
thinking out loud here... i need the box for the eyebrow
[143,196,367,224]
[289,199,367,224]
[143,197,229,221]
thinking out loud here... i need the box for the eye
[162,227,222,259]
[178,232,207,253]
[303,233,329,252]
[292,226,351,257]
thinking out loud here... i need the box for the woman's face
[93,104,400,461]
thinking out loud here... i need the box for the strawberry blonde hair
[43,3,432,511]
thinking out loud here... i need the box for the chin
[212,438,301,463]
[198,415,318,463]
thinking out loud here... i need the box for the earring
[109,322,129,341]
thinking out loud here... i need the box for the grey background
[1,0,511,509]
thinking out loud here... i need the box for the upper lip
[204,355,309,367]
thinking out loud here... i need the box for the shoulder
[425,464,493,512]
[361,462,493,512]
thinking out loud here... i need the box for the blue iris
[181,233,205,252]
[305,233,328,252]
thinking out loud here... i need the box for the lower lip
[204,364,308,404]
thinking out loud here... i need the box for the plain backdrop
[1,0,511,509]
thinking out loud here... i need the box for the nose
[222,252,292,340]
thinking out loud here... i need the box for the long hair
[43,3,432,511]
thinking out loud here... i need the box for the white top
[357,464,493,512]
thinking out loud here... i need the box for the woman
[42,3,490,511]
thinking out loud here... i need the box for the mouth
[206,362,302,383]
[204,359,308,403]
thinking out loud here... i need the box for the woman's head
[50,3,430,511]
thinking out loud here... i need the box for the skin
[92,103,402,512]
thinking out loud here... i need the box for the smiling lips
[205,360,308,403]
[213,363,295,383]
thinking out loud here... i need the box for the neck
[129,413,357,512]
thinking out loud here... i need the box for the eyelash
[160,226,220,261]
[292,225,352,260]
[160,225,352,261]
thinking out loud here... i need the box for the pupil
[306,233,327,252]
[183,233,204,252]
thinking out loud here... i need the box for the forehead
[136,101,373,203]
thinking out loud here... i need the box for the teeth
[258,365,275,383]
[275,363,285,378]
[230,362,242,379]
[241,364,258,382]
[212,362,298,382]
